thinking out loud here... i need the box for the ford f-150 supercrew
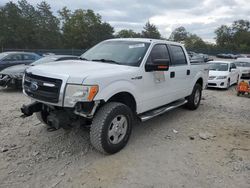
[21,38,209,154]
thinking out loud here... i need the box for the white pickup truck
[21,38,208,154]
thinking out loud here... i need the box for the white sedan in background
[207,61,240,89]
[234,58,250,78]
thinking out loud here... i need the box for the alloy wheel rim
[108,115,128,144]
[194,89,201,106]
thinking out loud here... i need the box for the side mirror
[145,59,169,72]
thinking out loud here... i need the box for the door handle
[170,71,175,78]
[187,70,190,75]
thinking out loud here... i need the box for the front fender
[94,80,139,106]
[95,80,139,101]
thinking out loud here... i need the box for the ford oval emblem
[30,81,38,91]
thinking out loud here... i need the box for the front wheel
[226,78,230,89]
[185,83,202,110]
[36,111,49,125]
[90,102,133,154]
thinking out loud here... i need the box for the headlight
[64,84,99,106]
[216,76,227,79]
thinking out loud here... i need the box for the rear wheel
[90,102,133,154]
[185,83,202,110]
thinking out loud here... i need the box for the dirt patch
[0,86,249,188]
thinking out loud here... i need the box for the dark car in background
[0,52,41,71]
[0,55,79,88]
[188,51,212,63]
[216,53,238,59]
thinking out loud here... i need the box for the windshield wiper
[91,59,120,64]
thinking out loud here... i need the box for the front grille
[24,73,62,103]
[208,83,217,86]
[241,73,250,79]
[208,76,216,80]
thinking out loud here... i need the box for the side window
[170,45,187,65]
[23,54,36,61]
[231,63,236,69]
[4,54,22,62]
[146,44,170,64]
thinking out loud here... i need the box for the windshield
[80,41,150,66]
[234,61,250,67]
[0,53,9,60]
[208,63,229,71]
[31,56,58,65]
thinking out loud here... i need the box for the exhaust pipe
[21,102,43,117]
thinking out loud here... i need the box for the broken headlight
[64,84,99,106]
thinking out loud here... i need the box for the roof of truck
[106,38,182,46]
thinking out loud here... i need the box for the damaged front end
[21,101,101,130]
[0,74,23,88]
[0,74,11,87]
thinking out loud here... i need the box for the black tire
[90,102,133,154]
[226,78,230,90]
[185,83,202,110]
[36,111,49,125]
[37,111,73,130]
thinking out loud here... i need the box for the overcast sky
[1,0,250,43]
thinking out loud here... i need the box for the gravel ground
[0,86,249,188]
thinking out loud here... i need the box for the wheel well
[107,92,136,112]
[196,78,203,88]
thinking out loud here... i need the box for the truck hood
[0,64,30,76]
[209,70,228,77]
[26,60,137,84]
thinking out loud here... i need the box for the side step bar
[139,99,187,122]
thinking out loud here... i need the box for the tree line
[0,0,160,49]
[0,0,249,53]
[169,20,250,53]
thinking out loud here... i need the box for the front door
[141,44,176,112]
[230,62,238,83]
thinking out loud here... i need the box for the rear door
[168,45,191,99]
